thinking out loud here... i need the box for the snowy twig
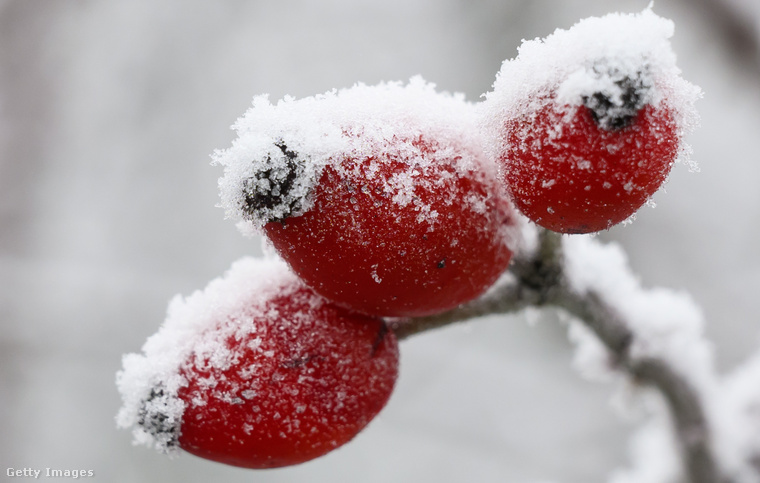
[393,229,727,483]
[554,285,721,483]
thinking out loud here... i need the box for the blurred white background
[2,0,759,482]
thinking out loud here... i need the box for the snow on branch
[394,228,760,483]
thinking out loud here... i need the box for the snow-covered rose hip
[116,258,399,469]
[481,10,700,234]
[215,78,520,317]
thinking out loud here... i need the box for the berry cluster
[116,9,699,470]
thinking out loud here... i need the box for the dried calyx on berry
[135,386,180,451]
[212,92,337,232]
[581,68,651,131]
[241,141,306,224]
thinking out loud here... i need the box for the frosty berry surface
[501,99,679,233]
[178,280,398,468]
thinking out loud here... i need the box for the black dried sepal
[137,386,179,451]
[583,74,648,131]
[242,141,306,224]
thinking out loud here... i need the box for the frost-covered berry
[116,257,399,468]
[481,9,701,234]
[215,78,520,317]
[499,85,679,233]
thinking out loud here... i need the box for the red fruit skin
[176,286,399,469]
[264,140,518,318]
[501,102,679,233]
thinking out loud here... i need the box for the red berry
[261,136,518,317]
[498,88,679,234]
[481,11,700,234]
[216,80,521,318]
[123,259,399,469]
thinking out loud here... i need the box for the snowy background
[2,0,760,482]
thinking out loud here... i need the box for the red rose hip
[117,258,399,469]
[481,9,701,234]
[216,79,520,317]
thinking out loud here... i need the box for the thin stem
[391,276,539,339]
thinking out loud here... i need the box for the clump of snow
[115,256,299,453]
[713,352,760,482]
[566,318,616,382]
[512,213,541,258]
[480,8,701,168]
[213,76,498,233]
[563,235,715,394]
[609,411,682,483]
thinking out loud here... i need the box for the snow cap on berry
[481,8,701,165]
[115,256,300,453]
[214,77,494,233]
